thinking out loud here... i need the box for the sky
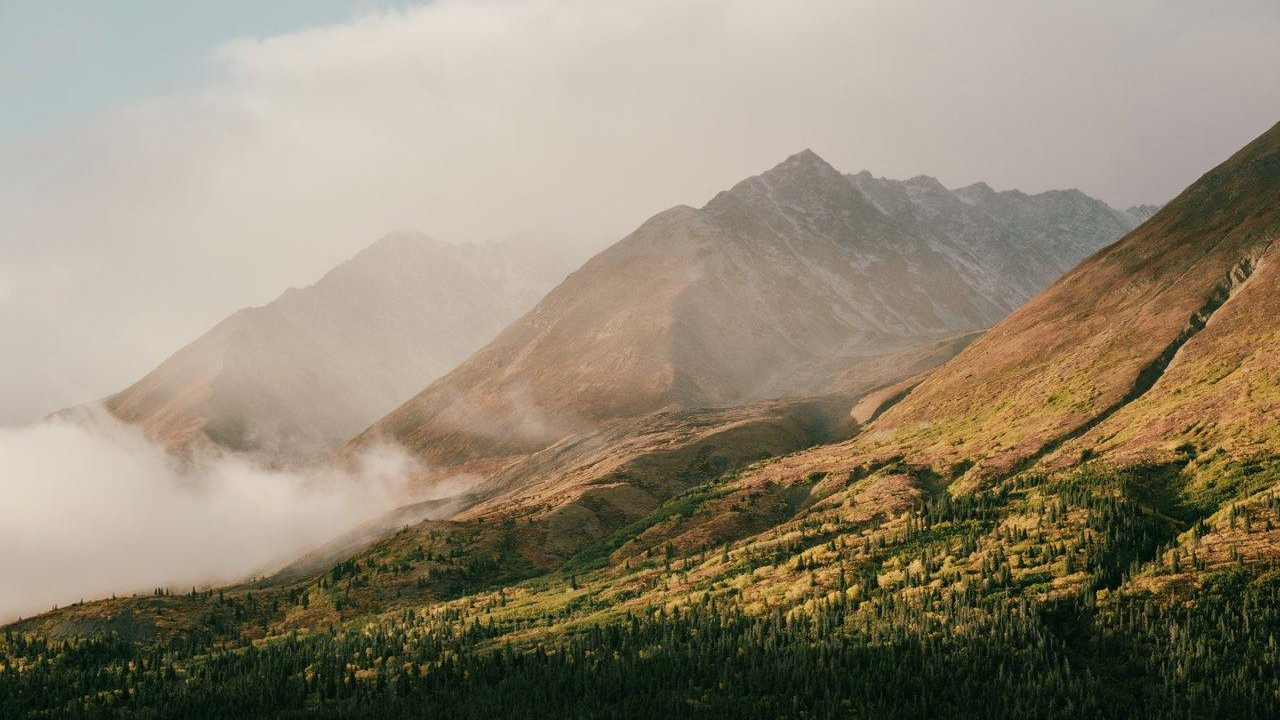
[0,1,422,142]
[2,0,1279,426]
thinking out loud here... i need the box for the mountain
[841,121,1280,480]
[279,395,855,578]
[9,125,1280,720]
[351,150,1140,473]
[1124,203,1163,224]
[94,233,584,462]
[850,172,1138,313]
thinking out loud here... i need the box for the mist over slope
[1,148,1149,630]
[0,408,418,622]
[351,150,1141,473]
[91,233,584,464]
[1,153,1139,628]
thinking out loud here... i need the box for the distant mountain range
[86,151,1144,471]
[349,150,1145,476]
[89,233,586,462]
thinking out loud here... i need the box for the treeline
[5,463,1279,719]
[4,569,1280,720]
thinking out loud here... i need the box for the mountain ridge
[350,149,1142,479]
[88,232,585,463]
[841,120,1280,480]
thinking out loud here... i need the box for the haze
[1,0,1279,622]
[0,408,419,622]
[2,0,1278,425]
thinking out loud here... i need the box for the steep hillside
[96,233,581,462]
[849,121,1280,478]
[352,151,1137,472]
[287,337,976,576]
[278,396,854,580]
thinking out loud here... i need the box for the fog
[3,0,1278,426]
[1,0,1279,622]
[0,408,420,622]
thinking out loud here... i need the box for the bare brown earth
[452,395,853,565]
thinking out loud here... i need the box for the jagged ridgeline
[345,149,1143,478]
[6,122,1280,719]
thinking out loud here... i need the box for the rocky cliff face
[849,171,1138,321]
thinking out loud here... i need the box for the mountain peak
[903,174,948,193]
[1124,204,1161,224]
[900,175,959,214]
[762,148,842,180]
[370,229,434,246]
[97,229,580,463]
[952,181,997,206]
[704,147,861,219]
[783,147,824,163]
[353,231,449,262]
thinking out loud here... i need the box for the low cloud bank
[0,408,417,622]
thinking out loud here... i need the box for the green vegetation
[564,476,734,572]
[6,569,1280,718]
[6,459,1280,719]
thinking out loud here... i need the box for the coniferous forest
[7,462,1280,719]
[5,567,1280,719]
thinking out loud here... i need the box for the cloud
[0,408,420,622]
[1,0,1278,427]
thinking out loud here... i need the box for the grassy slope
[850,121,1280,478]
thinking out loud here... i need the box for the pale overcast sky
[2,0,1278,425]
[0,1,422,142]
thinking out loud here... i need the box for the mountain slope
[98,233,581,462]
[844,121,1280,478]
[352,151,1138,472]
[10,127,1280,720]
